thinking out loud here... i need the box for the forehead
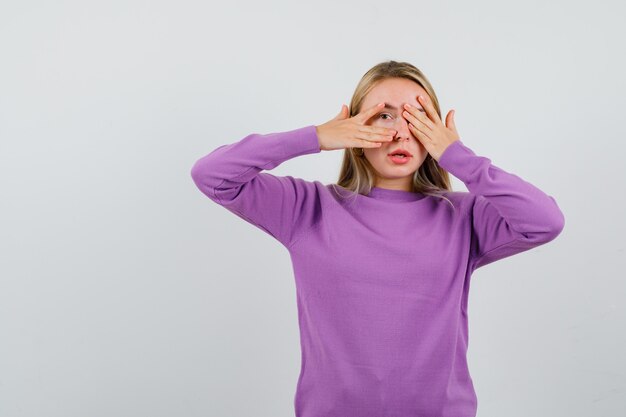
[362,77,428,108]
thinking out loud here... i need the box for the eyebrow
[382,103,425,112]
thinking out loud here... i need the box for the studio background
[1,1,624,416]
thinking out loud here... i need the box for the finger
[445,110,458,134]
[354,102,385,123]
[417,95,442,125]
[354,129,394,143]
[408,122,430,142]
[332,104,348,121]
[357,125,397,137]
[355,139,383,148]
[402,106,435,132]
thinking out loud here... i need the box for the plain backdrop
[1,1,625,416]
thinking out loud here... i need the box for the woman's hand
[315,102,397,151]
[401,95,460,161]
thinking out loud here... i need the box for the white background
[1,1,624,416]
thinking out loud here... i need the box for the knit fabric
[190,124,565,417]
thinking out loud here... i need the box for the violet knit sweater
[190,124,565,417]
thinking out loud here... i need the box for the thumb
[333,104,349,121]
[446,109,459,134]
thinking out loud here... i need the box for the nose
[393,117,412,141]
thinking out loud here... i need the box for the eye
[379,113,393,120]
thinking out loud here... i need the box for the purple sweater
[190,124,565,417]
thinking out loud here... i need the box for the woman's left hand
[401,94,460,162]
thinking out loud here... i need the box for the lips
[388,149,413,157]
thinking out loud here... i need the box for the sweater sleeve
[437,139,565,270]
[190,124,322,249]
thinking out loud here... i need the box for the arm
[190,124,322,249]
[437,140,565,270]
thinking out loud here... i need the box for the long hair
[334,60,454,208]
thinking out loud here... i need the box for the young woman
[190,60,565,417]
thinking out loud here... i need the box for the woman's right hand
[315,102,397,151]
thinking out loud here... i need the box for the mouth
[387,149,413,165]
[387,149,413,158]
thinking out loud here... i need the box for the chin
[380,168,418,178]
[368,157,421,176]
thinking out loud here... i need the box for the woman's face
[360,77,430,190]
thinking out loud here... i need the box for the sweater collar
[367,186,426,202]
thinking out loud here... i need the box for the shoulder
[435,189,478,215]
[271,175,330,203]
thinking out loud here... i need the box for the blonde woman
[190,60,565,417]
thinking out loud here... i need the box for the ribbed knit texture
[190,125,565,417]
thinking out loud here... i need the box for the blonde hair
[334,60,455,208]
